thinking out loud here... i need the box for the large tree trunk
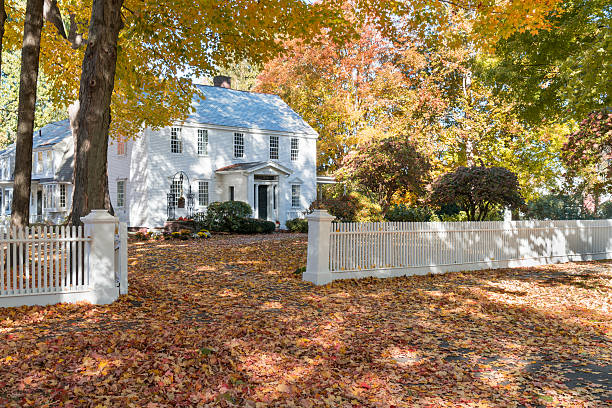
[11,0,45,228]
[70,0,123,226]
[0,0,7,80]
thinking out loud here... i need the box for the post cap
[306,209,336,221]
[80,209,116,224]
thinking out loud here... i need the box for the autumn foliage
[1,236,610,406]
[338,137,431,213]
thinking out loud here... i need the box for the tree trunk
[0,0,7,80]
[11,0,45,228]
[70,0,123,226]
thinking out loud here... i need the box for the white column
[303,209,335,285]
[81,210,119,304]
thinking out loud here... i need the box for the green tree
[429,166,525,221]
[480,0,611,123]
[338,136,430,213]
[0,52,64,147]
[561,110,612,209]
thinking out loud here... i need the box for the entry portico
[215,161,293,222]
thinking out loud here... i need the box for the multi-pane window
[198,129,209,156]
[36,152,43,173]
[269,135,279,160]
[170,127,182,153]
[198,181,209,207]
[170,178,183,207]
[43,185,57,209]
[5,189,12,213]
[291,138,299,161]
[233,132,244,158]
[291,185,301,208]
[117,141,126,155]
[117,180,126,207]
[59,184,67,208]
[46,150,53,174]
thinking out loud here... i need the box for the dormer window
[36,151,43,173]
[46,151,53,174]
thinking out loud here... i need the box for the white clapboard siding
[305,214,612,284]
[0,225,91,297]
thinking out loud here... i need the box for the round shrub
[199,201,253,232]
[238,218,276,234]
[285,218,308,233]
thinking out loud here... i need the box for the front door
[257,185,268,220]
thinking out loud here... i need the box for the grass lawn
[0,234,611,407]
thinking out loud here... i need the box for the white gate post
[303,209,335,285]
[118,222,128,294]
[81,210,119,304]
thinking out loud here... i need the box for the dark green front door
[258,185,268,220]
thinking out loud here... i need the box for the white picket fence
[0,210,127,307]
[303,210,612,284]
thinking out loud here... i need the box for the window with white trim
[170,177,183,207]
[5,189,12,213]
[36,151,43,173]
[116,180,126,207]
[46,150,53,174]
[43,185,57,209]
[198,129,208,156]
[117,140,126,155]
[291,138,299,161]
[198,181,209,207]
[59,184,67,208]
[291,185,301,208]
[170,127,182,153]
[233,132,244,158]
[269,135,279,160]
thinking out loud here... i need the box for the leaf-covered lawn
[1,234,611,407]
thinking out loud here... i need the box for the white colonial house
[0,77,319,228]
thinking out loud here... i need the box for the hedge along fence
[303,210,612,285]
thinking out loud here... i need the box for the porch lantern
[186,186,195,218]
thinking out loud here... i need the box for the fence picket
[0,231,4,296]
[321,220,612,282]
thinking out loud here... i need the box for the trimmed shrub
[237,218,276,234]
[385,204,433,222]
[286,218,308,233]
[310,192,382,222]
[199,201,252,232]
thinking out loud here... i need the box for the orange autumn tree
[0,0,354,223]
[255,18,449,173]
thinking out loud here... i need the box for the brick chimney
[213,75,231,89]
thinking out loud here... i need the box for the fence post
[303,209,335,285]
[81,210,119,304]
[118,222,128,294]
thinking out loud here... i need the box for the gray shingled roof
[190,85,318,136]
[0,119,72,156]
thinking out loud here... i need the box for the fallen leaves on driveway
[0,233,611,407]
